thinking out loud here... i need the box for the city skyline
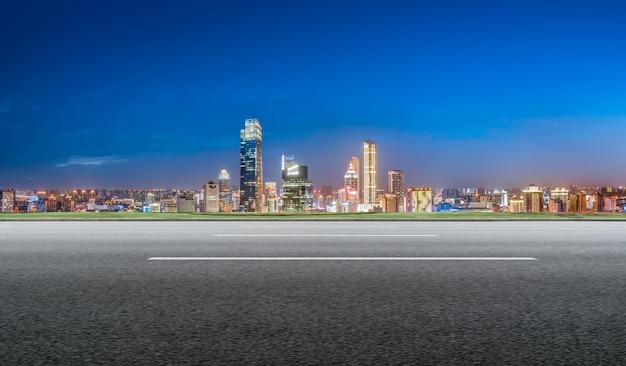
[2,1,626,189]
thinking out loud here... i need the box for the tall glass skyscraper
[363,140,377,209]
[240,118,263,212]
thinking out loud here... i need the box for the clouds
[56,155,126,168]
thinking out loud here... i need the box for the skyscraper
[344,163,358,203]
[388,170,405,212]
[281,158,313,212]
[349,156,360,203]
[363,140,377,209]
[240,118,263,212]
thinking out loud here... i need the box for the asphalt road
[1,221,625,365]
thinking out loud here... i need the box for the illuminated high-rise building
[281,159,313,212]
[240,118,263,212]
[363,140,377,209]
[388,170,405,212]
[344,163,358,203]
[349,156,360,203]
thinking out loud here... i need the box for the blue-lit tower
[240,118,263,212]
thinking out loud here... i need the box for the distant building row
[3,184,626,214]
[508,184,624,213]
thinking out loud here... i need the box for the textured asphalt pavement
[1,221,625,365]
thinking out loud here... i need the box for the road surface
[1,221,625,365]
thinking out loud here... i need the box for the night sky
[2,0,626,190]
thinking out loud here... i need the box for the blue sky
[2,0,626,189]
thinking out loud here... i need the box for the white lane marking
[213,234,438,237]
[0,225,14,228]
[148,257,538,261]
[240,225,400,228]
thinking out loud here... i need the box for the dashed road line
[148,257,538,261]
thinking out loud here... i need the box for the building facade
[240,118,263,212]
[344,163,358,204]
[388,170,405,212]
[349,156,360,204]
[1,189,15,212]
[509,196,525,212]
[203,181,219,213]
[264,182,277,212]
[523,184,543,213]
[363,140,377,210]
[177,191,197,213]
[281,163,313,212]
[407,187,433,212]
[218,169,232,212]
[548,187,569,213]
[380,193,398,213]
